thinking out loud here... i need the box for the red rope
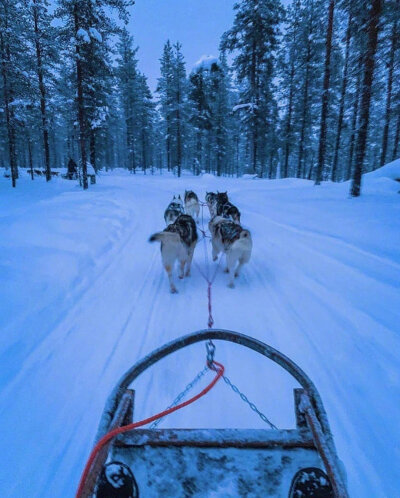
[75,361,225,498]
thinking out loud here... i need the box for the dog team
[149,190,252,293]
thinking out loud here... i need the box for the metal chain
[149,366,209,428]
[206,340,216,366]
[222,374,278,430]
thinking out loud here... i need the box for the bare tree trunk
[331,6,352,182]
[74,3,88,190]
[315,0,335,185]
[380,0,399,167]
[392,111,400,161]
[126,114,135,173]
[0,31,17,187]
[28,134,34,180]
[32,0,51,182]
[297,47,311,178]
[166,119,171,172]
[250,40,258,174]
[176,75,182,178]
[346,63,361,180]
[90,130,96,172]
[283,61,295,178]
[351,0,382,197]
[297,3,313,179]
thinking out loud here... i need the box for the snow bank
[365,158,400,181]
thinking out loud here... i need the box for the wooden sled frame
[84,329,349,497]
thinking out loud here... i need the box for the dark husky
[149,214,198,293]
[216,191,229,207]
[209,216,252,288]
[184,190,200,221]
[217,201,241,223]
[164,195,184,225]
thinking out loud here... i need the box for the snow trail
[0,171,399,497]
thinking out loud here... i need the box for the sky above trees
[127,0,235,90]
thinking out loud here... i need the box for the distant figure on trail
[67,158,77,179]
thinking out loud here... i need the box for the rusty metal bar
[81,389,134,498]
[301,392,349,498]
[114,428,315,449]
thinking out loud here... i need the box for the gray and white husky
[149,214,198,293]
[164,195,184,225]
[217,201,241,223]
[184,190,200,222]
[205,192,218,217]
[209,216,252,288]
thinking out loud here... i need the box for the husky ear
[179,194,182,199]
[173,195,176,199]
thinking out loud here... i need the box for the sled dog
[205,192,218,217]
[216,191,229,210]
[209,216,252,288]
[164,195,184,225]
[184,190,200,222]
[217,201,241,223]
[149,214,198,293]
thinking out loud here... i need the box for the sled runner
[77,329,348,498]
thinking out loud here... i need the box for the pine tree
[379,0,399,166]
[116,28,139,172]
[221,0,283,174]
[280,0,301,178]
[315,0,335,185]
[55,0,133,188]
[171,42,186,177]
[331,1,353,181]
[24,0,56,181]
[350,0,382,196]
[157,40,174,171]
[0,0,25,187]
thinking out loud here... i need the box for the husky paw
[170,287,178,294]
[227,282,235,289]
[213,256,218,262]
[234,272,239,278]
[185,270,191,277]
[178,274,184,279]
[224,267,229,273]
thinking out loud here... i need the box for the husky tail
[149,231,180,243]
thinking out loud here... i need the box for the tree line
[0,0,399,195]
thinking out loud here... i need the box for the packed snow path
[0,170,399,497]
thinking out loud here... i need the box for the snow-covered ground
[0,165,399,497]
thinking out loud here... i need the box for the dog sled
[76,329,348,498]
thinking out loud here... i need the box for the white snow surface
[233,102,258,112]
[0,170,399,497]
[88,27,102,43]
[364,157,400,180]
[76,28,90,43]
[193,54,219,72]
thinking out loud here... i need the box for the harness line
[194,201,221,330]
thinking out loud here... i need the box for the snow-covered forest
[1,1,400,497]
[1,0,399,194]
